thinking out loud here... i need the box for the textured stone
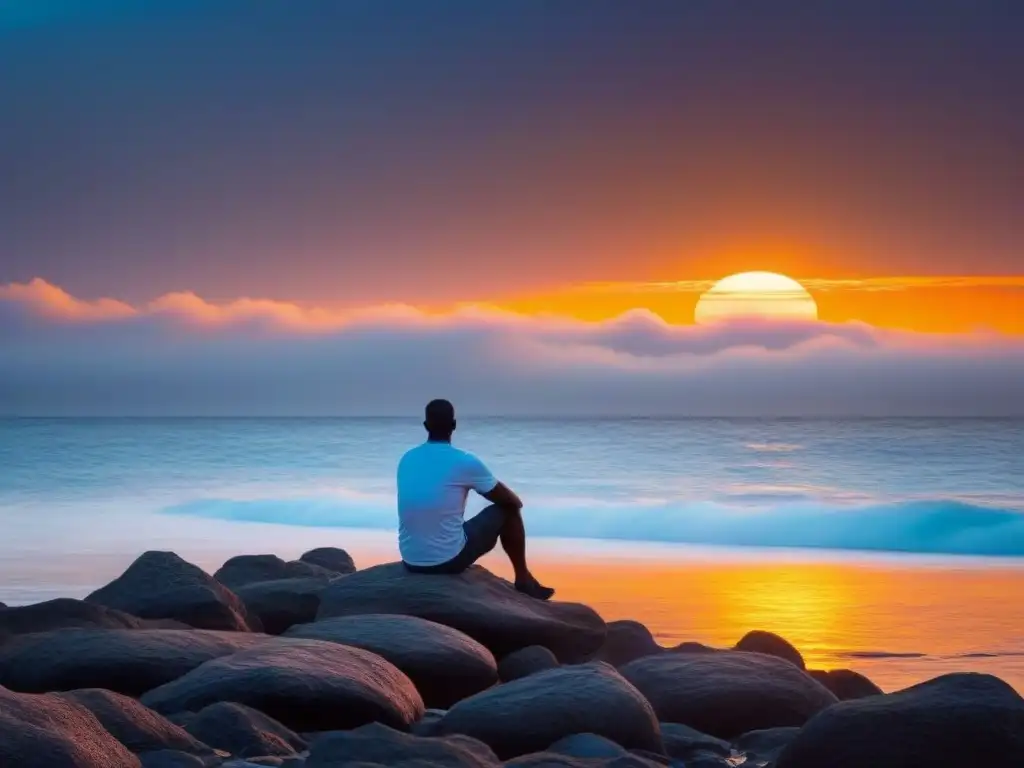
[434,662,662,759]
[59,688,211,756]
[286,614,497,708]
[142,638,424,732]
[0,685,140,767]
[0,628,268,695]
[498,646,559,682]
[621,650,837,738]
[86,551,257,632]
[776,673,1024,768]
[317,563,605,663]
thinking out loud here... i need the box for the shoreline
[2,547,1023,766]
[3,536,1023,695]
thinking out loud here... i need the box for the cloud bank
[2,279,1022,416]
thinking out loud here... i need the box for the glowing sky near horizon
[0,1,1021,336]
[1,3,1023,414]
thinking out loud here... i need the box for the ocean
[2,417,1023,692]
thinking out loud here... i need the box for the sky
[1,1,1022,415]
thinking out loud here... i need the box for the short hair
[424,399,455,430]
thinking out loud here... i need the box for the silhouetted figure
[397,399,555,600]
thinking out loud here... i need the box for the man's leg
[465,505,554,600]
[497,506,551,593]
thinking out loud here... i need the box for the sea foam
[164,494,1024,558]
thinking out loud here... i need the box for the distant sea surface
[2,417,1023,691]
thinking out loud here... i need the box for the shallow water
[1,417,1022,692]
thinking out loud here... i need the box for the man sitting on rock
[397,399,555,600]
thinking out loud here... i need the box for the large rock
[548,733,630,759]
[434,662,662,759]
[776,673,1024,768]
[508,752,663,767]
[0,597,176,637]
[0,685,141,767]
[86,551,258,632]
[137,752,212,768]
[808,668,883,699]
[595,620,663,667]
[175,702,306,758]
[734,630,804,669]
[0,628,268,695]
[621,651,837,739]
[285,614,498,708]
[235,578,331,635]
[317,563,605,663]
[300,547,356,575]
[733,727,800,764]
[306,722,499,767]
[58,689,211,756]
[142,638,424,732]
[214,555,335,590]
[498,645,559,682]
[658,723,730,760]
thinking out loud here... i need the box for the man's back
[396,441,497,567]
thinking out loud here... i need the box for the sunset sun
[694,271,818,324]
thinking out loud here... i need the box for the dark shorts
[403,504,506,575]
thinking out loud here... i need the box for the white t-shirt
[396,441,498,567]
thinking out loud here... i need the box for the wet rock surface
[0,552,1015,768]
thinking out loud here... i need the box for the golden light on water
[694,271,818,324]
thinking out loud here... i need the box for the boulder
[508,752,663,767]
[0,597,173,636]
[498,645,559,682]
[175,702,307,758]
[142,638,424,732]
[667,641,719,655]
[733,726,800,763]
[658,723,730,760]
[411,708,447,737]
[434,662,662,759]
[548,733,628,759]
[734,630,804,669]
[235,578,331,635]
[138,752,213,768]
[620,651,837,739]
[285,614,498,708]
[316,563,605,663]
[86,551,257,632]
[595,620,662,667]
[300,547,356,575]
[775,672,1024,768]
[214,555,335,590]
[0,685,140,767]
[0,628,268,695]
[808,668,883,699]
[305,722,499,767]
[58,689,211,756]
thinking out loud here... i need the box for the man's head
[424,399,456,441]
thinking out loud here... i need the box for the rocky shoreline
[1,549,1022,767]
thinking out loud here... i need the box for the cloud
[1,279,1022,416]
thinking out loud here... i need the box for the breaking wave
[164,494,1024,558]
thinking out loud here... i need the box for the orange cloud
[3,276,1023,338]
[0,278,136,321]
[502,275,1024,334]
[3,278,1022,417]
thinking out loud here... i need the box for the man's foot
[515,577,555,601]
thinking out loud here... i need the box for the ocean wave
[163,494,1024,558]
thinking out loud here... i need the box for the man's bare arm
[481,481,523,510]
